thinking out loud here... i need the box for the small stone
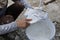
[15,35,20,40]
[43,0,56,5]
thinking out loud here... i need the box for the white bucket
[24,8,55,40]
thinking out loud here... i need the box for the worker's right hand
[16,19,32,29]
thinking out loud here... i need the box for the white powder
[26,19,51,40]
[25,7,55,40]
[34,37,49,40]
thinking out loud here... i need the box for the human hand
[16,19,32,29]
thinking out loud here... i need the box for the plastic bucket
[26,19,55,40]
[24,8,55,40]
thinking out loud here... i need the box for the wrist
[15,21,22,28]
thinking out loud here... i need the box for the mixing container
[24,8,55,40]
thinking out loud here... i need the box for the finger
[26,22,30,26]
[25,19,32,21]
[26,22,30,27]
[22,23,29,29]
[24,19,32,23]
[24,21,30,23]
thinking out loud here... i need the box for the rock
[55,22,60,36]
[43,0,56,5]
[54,36,60,40]
[15,35,20,40]
[43,2,60,21]
[55,16,60,23]
[0,37,5,40]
